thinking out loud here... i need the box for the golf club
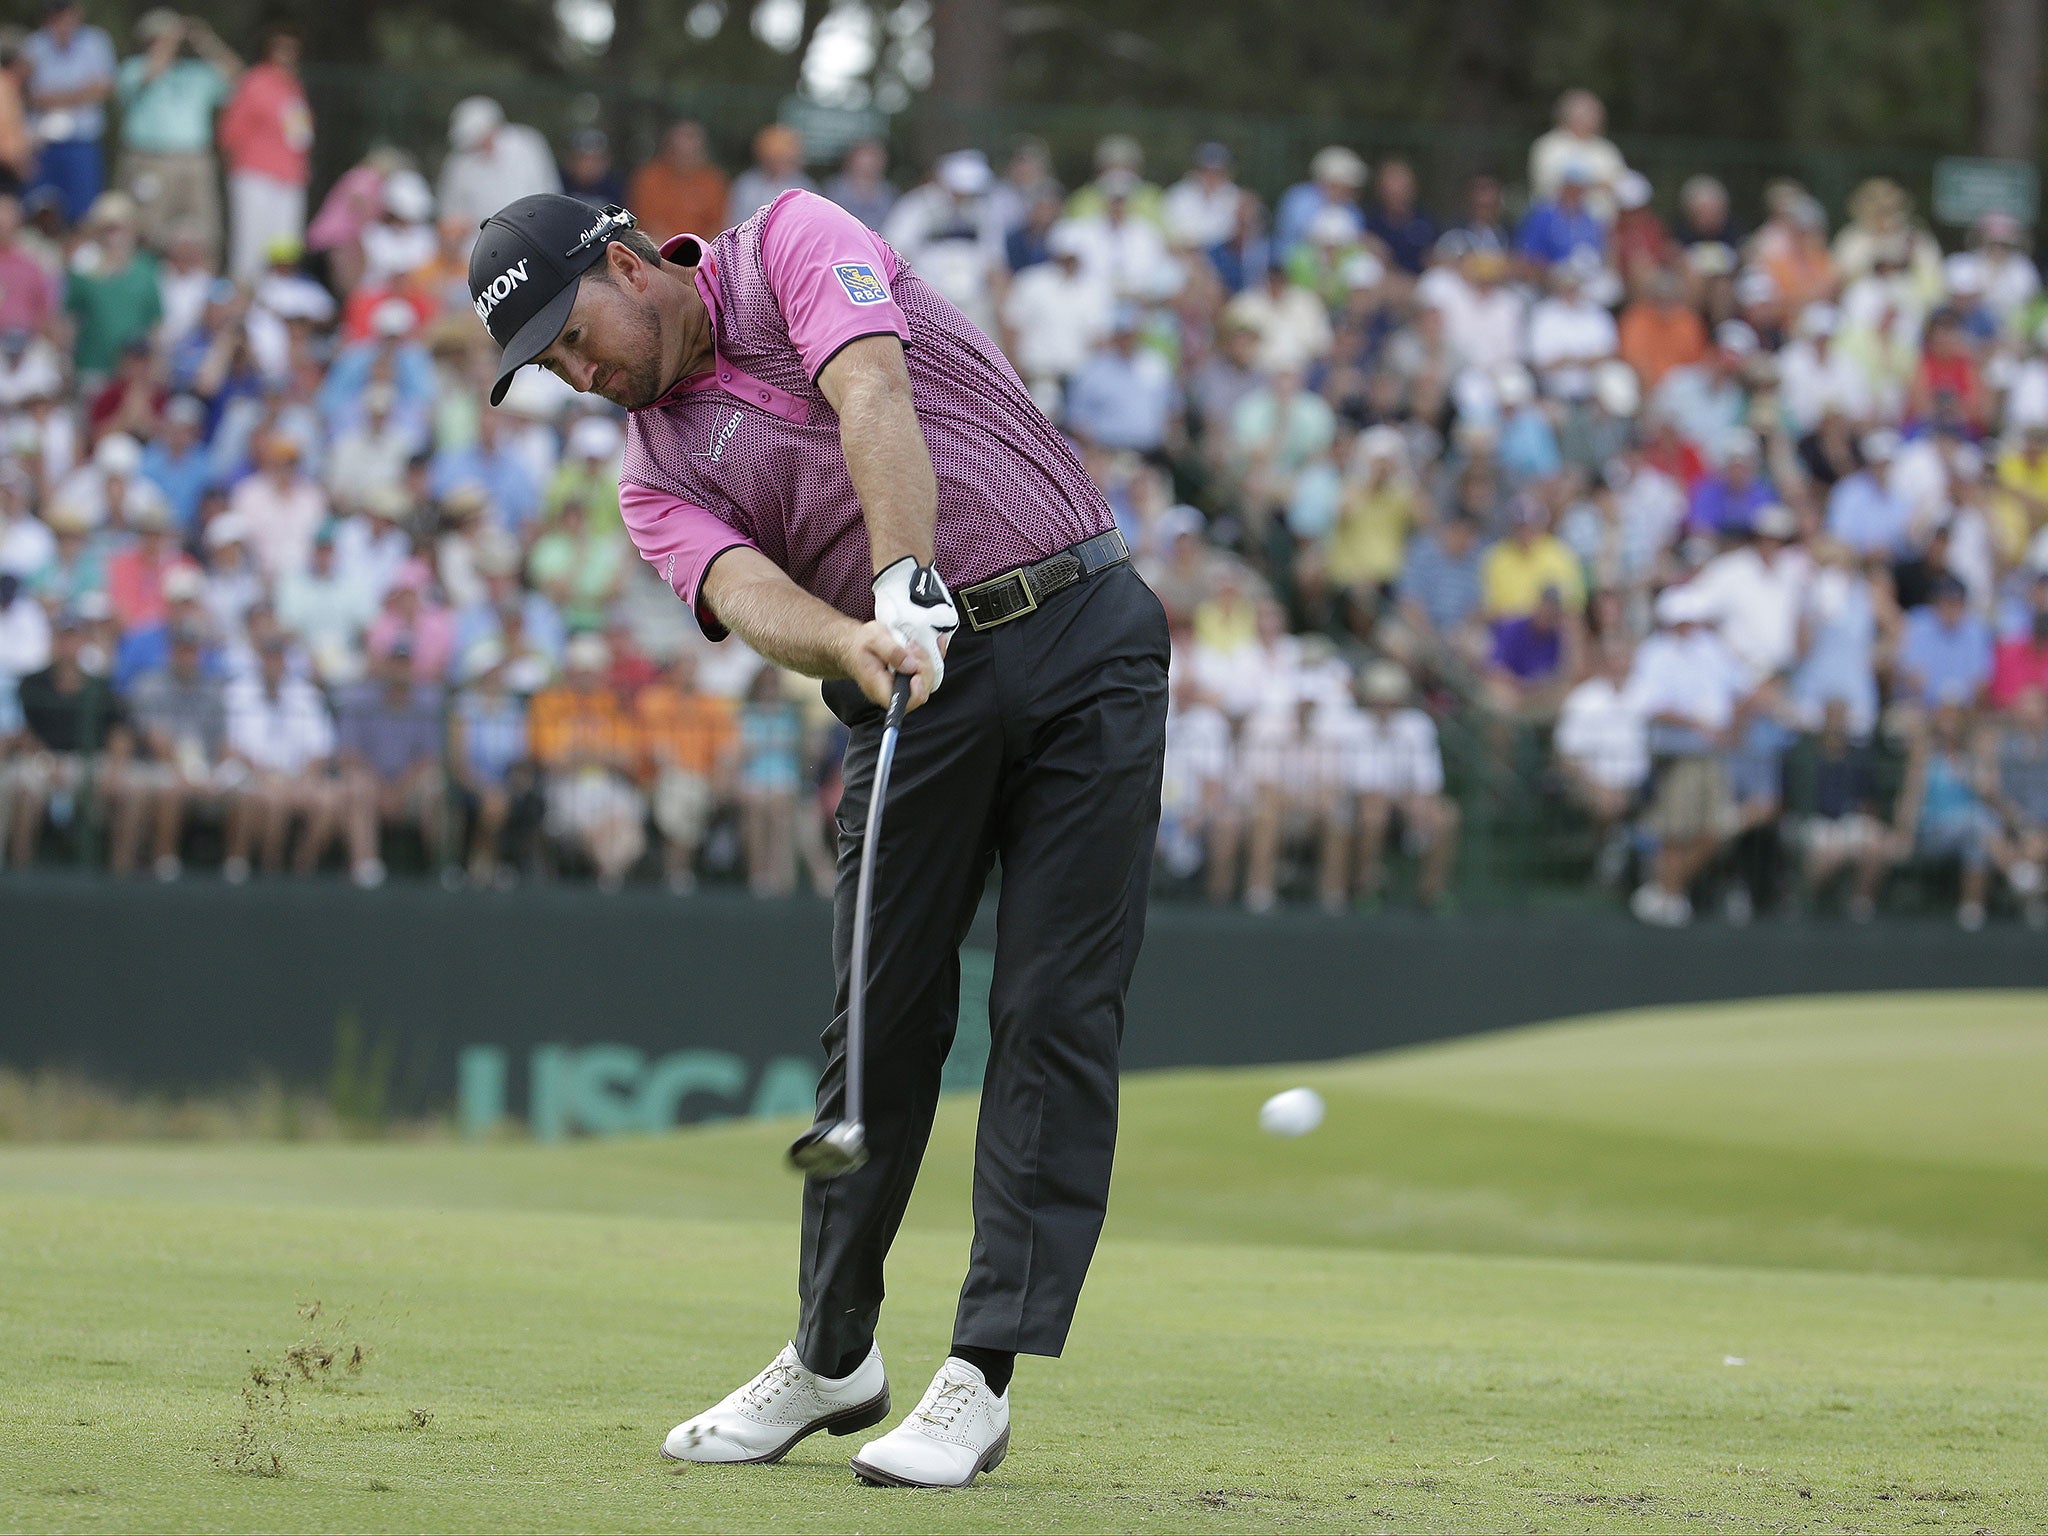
[788,670,914,1179]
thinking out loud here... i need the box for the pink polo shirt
[620,190,1110,637]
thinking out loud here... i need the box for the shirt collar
[646,232,719,408]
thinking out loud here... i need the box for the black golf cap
[469,196,640,406]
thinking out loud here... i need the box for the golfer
[469,191,1168,1488]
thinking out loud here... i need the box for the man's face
[666,123,705,167]
[1380,162,1415,210]
[171,638,201,680]
[533,255,672,409]
[48,6,79,41]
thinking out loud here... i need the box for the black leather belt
[956,529,1130,632]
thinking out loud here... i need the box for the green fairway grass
[5,990,2046,1533]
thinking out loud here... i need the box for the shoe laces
[912,1372,976,1431]
[739,1357,803,1412]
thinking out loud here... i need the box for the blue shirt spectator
[23,4,117,224]
[1688,466,1775,536]
[1363,160,1436,275]
[1515,183,1604,269]
[1826,459,1912,555]
[432,433,542,535]
[1397,518,1485,638]
[140,401,213,532]
[1064,323,1180,453]
[1274,147,1367,256]
[1897,580,1995,707]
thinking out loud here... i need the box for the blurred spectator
[1790,538,1889,740]
[0,192,55,335]
[1353,660,1459,909]
[627,121,727,244]
[1627,583,1753,925]
[1483,497,1586,621]
[529,631,643,890]
[1162,142,1241,251]
[229,430,324,581]
[736,664,827,897]
[66,194,160,378]
[1895,573,1992,712]
[448,640,531,885]
[1689,503,1809,679]
[115,10,239,258]
[127,619,230,880]
[823,138,896,231]
[1675,174,1741,256]
[637,649,735,894]
[0,569,51,683]
[988,138,1060,236]
[728,124,814,228]
[1528,257,1619,402]
[1529,89,1624,211]
[1556,637,1648,883]
[1392,511,1487,671]
[1790,698,1891,920]
[335,641,444,886]
[528,493,627,633]
[1058,167,1177,307]
[1515,167,1604,272]
[221,631,340,880]
[1065,306,1180,455]
[1158,664,1238,903]
[365,559,455,683]
[1609,171,1672,285]
[7,611,142,871]
[1363,157,1435,276]
[438,97,557,233]
[1895,701,1998,929]
[276,525,375,684]
[1986,685,2048,925]
[1619,267,1708,392]
[1061,133,1163,227]
[883,151,1004,336]
[1225,260,1333,375]
[0,32,34,197]
[999,223,1109,415]
[1241,684,1357,912]
[1274,145,1365,258]
[1484,583,1579,725]
[23,0,115,226]
[559,127,623,209]
[217,26,308,281]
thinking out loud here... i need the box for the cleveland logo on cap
[474,259,531,328]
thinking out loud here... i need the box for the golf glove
[872,556,959,693]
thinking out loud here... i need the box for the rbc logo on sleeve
[833,262,890,305]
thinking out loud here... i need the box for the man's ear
[608,240,643,289]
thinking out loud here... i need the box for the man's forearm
[703,547,860,680]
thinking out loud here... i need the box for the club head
[787,1119,868,1179]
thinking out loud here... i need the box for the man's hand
[871,556,957,693]
[839,619,935,712]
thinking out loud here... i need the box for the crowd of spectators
[0,23,2044,926]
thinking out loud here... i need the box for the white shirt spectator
[2005,351,2048,431]
[882,185,1006,336]
[1000,255,1111,396]
[1060,208,1179,304]
[0,334,64,408]
[1223,282,1333,376]
[1243,698,1361,796]
[0,585,51,680]
[1556,674,1649,790]
[1421,271,1526,375]
[1688,544,1812,679]
[0,500,55,576]
[1529,129,1627,209]
[229,471,328,581]
[1776,340,1872,432]
[1625,625,1750,736]
[1527,292,1618,401]
[1614,460,1688,583]
[1162,173,1241,249]
[1162,698,1233,815]
[1351,706,1444,796]
[438,117,560,232]
[1194,629,1299,723]
[226,672,335,773]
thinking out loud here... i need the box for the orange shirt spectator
[529,677,637,769]
[1618,285,1708,391]
[637,676,736,779]
[627,121,729,243]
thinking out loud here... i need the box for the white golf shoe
[850,1357,1010,1488]
[661,1342,890,1465]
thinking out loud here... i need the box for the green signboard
[1933,157,2038,228]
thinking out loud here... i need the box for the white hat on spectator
[1655,583,1715,627]
[1341,249,1385,290]
[1719,424,1761,462]
[1735,267,1778,306]
[1045,222,1087,260]
[264,282,333,323]
[1359,660,1410,706]
[1943,251,1989,298]
[462,637,507,683]
[204,511,250,549]
[165,394,206,427]
[1155,502,1205,543]
[936,150,993,196]
[1356,424,1407,466]
[95,432,142,476]
[450,96,505,153]
[372,298,416,338]
[565,631,610,673]
[568,414,623,461]
[1798,301,1840,339]
[163,563,204,601]
[1593,359,1640,417]
[1753,503,1798,540]
[1714,319,1760,358]
[475,529,521,576]
[1494,363,1536,409]
[1310,146,1366,189]
[1307,206,1356,247]
[1860,428,1900,463]
[76,589,113,624]
[383,169,435,223]
[127,493,172,532]
[1614,169,1652,211]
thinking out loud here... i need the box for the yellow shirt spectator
[1327,478,1421,589]
[1482,529,1587,618]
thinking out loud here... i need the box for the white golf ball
[1259,1086,1325,1138]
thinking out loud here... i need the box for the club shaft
[844,673,912,1131]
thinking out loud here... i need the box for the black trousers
[796,561,1169,1371]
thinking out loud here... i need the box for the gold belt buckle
[966,568,1037,630]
